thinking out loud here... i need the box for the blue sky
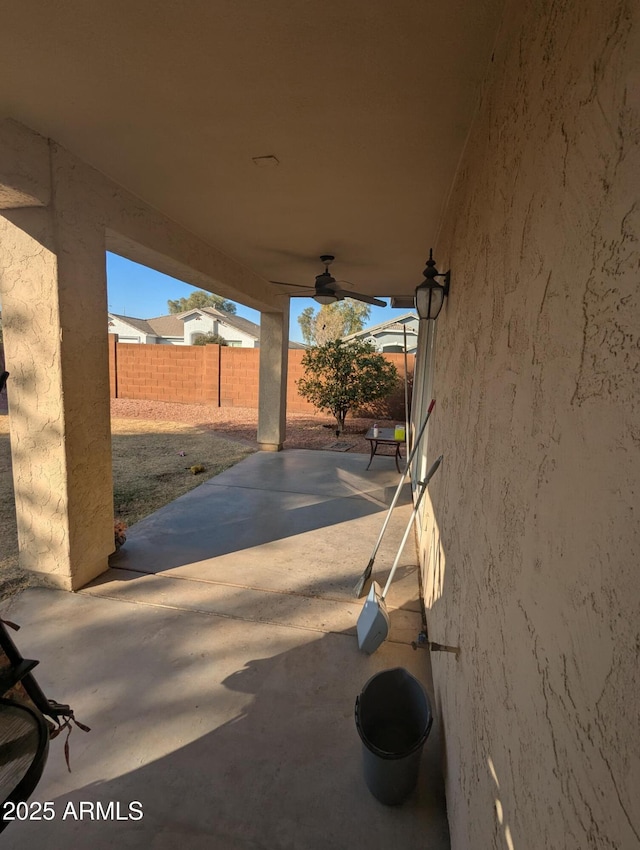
[106,253,407,344]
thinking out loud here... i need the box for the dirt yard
[109,398,399,453]
[0,401,400,597]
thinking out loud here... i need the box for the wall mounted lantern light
[415,249,450,320]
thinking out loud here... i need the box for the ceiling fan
[271,255,386,307]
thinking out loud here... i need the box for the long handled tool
[353,398,435,597]
[403,325,410,456]
[357,454,443,654]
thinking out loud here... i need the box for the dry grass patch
[111,418,253,528]
[0,416,253,598]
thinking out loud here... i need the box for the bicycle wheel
[0,698,49,832]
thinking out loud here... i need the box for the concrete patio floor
[1,449,450,849]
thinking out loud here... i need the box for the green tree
[298,306,316,346]
[297,301,370,346]
[168,290,237,315]
[192,332,228,346]
[297,339,398,434]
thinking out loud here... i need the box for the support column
[257,309,289,451]
[0,133,114,590]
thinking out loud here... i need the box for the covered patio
[2,0,638,846]
[1,450,450,849]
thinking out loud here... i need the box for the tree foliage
[298,306,316,346]
[297,300,370,346]
[168,290,237,315]
[297,339,398,433]
[192,332,228,346]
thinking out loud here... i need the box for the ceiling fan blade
[270,280,312,290]
[271,260,385,308]
[335,289,386,307]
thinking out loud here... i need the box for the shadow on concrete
[108,489,389,574]
[0,587,449,850]
[107,451,414,586]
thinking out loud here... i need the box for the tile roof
[109,313,157,335]
[145,314,185,337]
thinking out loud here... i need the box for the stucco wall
[419,1,640,848]
[0,158,114,589]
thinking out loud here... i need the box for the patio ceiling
[0,0,504,302]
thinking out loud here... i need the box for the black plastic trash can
[355,667,433,805]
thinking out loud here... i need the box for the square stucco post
[257,310,289,451]
[0,136,114,590]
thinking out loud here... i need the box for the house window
[226,340,242,347]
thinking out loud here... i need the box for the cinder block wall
[286,350,316,413]
[219,346,260,407]
[107,342,414,417]
[114,343,207,404]
[107,334,117,399]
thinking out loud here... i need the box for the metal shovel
[357,455,443,654]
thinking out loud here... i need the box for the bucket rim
[354,667,433,760]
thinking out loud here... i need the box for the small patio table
[365,427,406,473]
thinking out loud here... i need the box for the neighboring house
[342,312,419,354]
[108,307,305,349]
[107,313,164,344]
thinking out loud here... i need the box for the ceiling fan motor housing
[316,270,336,287]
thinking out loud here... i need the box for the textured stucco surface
[0,145,115,589]
[257,311,290,450]
[0,119,50,209]
[419,0,640,848]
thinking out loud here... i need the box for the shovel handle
[381,455,443,600]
